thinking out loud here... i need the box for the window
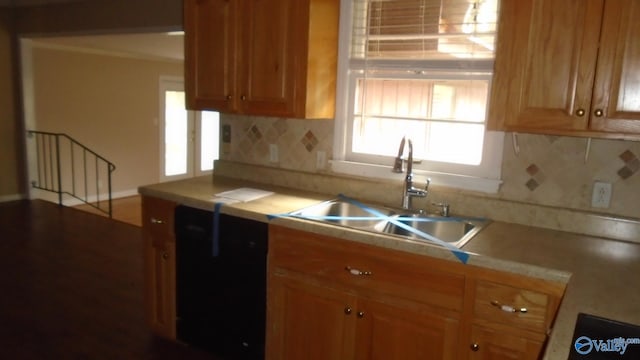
[334,0,504,192]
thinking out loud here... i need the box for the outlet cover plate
[591,181,612,208]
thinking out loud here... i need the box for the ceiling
[29,32,184,62]
[2,0,182,61]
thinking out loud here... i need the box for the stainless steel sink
[290,199,393,230]
[373,213,487,247]
[290,199,489,248]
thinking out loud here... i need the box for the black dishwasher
[174,205,268,360]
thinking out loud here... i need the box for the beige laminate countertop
[139,175,640,359]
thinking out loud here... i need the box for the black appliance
[569,313,640,359]
[174,205,268,360]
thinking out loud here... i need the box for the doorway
[159,76,219,182]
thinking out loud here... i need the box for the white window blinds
[351,0,498,61]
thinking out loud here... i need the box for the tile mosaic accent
[301,130,319,152]
[618,150,639,179]
[220,113,640,220]
[247,124,262,143]
[525,163,546,191]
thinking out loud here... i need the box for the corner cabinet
[184,0,339,119]
[488,0,640,139]
[141,195,177,339]
[266,225,567,360]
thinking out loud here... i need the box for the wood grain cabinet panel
[266,225,568,360]
[473,281,549,332]
[266,225,462,360]
[467,325,544,360]
[185,0,339,119]
[489,0,640,139]
[142,196,177,339]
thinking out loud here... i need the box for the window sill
[330,160,502,194]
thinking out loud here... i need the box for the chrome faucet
[392,137,429,210]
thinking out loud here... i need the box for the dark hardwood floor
[0,200,216,359]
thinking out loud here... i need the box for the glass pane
[200,111,220,172]
[164,90,188,176]
[352,77,488,165]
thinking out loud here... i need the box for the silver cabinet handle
[345,266,372,276]
[150,218,165,224]
[344,306,352,315]
[470,343,479,351]
[491,300,527,313]
[575,108,586,117]
[594,109,604,117]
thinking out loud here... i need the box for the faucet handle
[425,178,431,191]
[432,202,450,217]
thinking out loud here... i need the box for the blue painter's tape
[212,202,223,257]
[336,195,470,264]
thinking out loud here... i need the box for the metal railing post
[55,134,62,206]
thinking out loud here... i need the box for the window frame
[332,0,504,193]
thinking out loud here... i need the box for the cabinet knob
[344,306,352,315]
[162,252,169,260]
[357,311,365,318]
[594,109,604,117]
[150,218,165,224]
[225,94,232,101]
[470,343,479,351]
[575,108,586,117]
[240,95,247,101]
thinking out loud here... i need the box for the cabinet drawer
[142,196,176,240]
[474,280,549,332]
[269,225,465,312]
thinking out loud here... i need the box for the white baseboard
[30,188,139,206]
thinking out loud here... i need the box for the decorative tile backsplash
[220,114,640,220]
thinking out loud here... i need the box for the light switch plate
[269,144,279,163]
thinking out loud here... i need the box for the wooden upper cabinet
[488,0,640,139]
[184,0,238,113]
[184,0,339,119]
[591,0,640,134]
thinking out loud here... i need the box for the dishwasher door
[175,205,268,360]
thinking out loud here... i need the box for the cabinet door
[239,0,299,116]
[184,0,238,112]
[142,196,176,339]
[467,325,543,360]
[354,299,459,360]
[266,275,355,360]
[489,0,604,131]
[590,0,640,133]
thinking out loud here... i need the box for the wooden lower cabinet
[266,225,462,360]
[354,298,459,360]
[266,225,567,360]
[267,273,459,360]
[267,275,354,359]
[468,325,544,360]
[142,196,177,339]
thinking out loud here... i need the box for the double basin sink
[290,198,489,248]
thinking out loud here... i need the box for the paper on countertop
[213,187,275,203]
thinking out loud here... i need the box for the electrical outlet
[316,151,326,170]
[269,144,279,163]
[591,181,612,208]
